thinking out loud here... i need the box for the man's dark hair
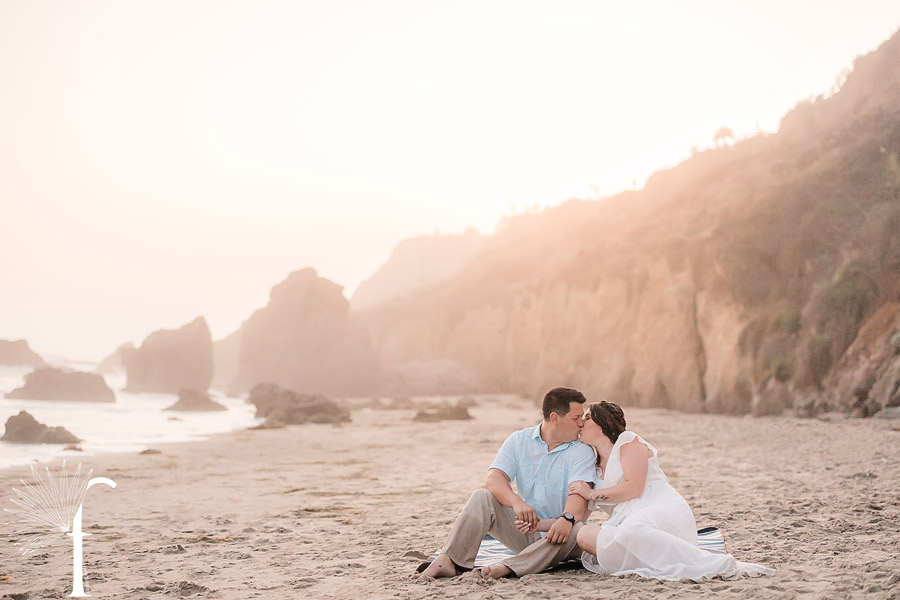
[541,387,587,421]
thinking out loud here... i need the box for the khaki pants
[442,488,584,576]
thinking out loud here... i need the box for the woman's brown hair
[589,401,627,444]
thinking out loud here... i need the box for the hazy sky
[2,1,899,361]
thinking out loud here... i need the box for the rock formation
[0,339,45,368]
[6,367,115,402]
[164,388,227,412]
[1,411,81,444]
[392,359,478,394]
[212,329,242,387]
[357,30,900,417]
[247,382,350,425]
[122,317,213,393]
[232,268,383,395]
[350,231,486,311]
[95,343,132,374]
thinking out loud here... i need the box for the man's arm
[544,492,588,544]
[563,489,590,523]
[485,468,538,528]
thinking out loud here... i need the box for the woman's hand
[516,518,554,535]
[511,500,538,529]
[567,480,592,500]
[515,518,536,535]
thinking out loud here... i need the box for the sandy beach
[2,395,899,600]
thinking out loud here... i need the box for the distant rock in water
[164,388,227,412]
[232,268,384,395]
[122,317,213,393]
[6,367,115,402]
[1,411,81,444]
[0,339,46,368]
[350,231,486,311]
[95,343,132,374]
[247,382,350,425]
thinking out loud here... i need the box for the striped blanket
[418,527,726,571]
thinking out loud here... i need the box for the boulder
[412,402,473,422]
[247,382,350,424]
[0,339,45,368]
[232,269,384,395]
[164,388,227,412]
[122,317,214,393]
[6,367,115,402]
[873,406,900,419]
[1,411,80,444]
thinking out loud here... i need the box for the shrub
[890,332,900,355]
[826,262,876,325]
[776,308,802,334]
[771,354,793,382]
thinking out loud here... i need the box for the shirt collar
[532,422,574,452]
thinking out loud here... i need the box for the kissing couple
[418,387,773,581]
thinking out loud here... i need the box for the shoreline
[1,397,898,599]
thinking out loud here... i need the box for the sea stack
[6,367,116,402]
[122,317,214,393]
[232,268,383,395]
[0,339,46,368]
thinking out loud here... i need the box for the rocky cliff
[350,231,486,311]
[358,30,900,416]
[212,329,241,387]
[231,268,385,395]
[95,343,131,374]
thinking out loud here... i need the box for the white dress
[581,431,774,581]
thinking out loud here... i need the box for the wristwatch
[561,512,576,525]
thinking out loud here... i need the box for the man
[418,387,597,579]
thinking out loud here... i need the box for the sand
[1,395,899,600]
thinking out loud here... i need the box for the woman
[567,401,774,581]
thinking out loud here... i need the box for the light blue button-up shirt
[489,423,597,519]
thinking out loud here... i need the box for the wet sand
[1,395,899,599]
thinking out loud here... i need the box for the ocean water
[0,363,261,470]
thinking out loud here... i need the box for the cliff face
[350,231,486,311]
[232,268,384,395]
[358,31,900,415]
[212,329,241,387]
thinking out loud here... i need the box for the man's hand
[512,500,538,529]
[545,517,573,545]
